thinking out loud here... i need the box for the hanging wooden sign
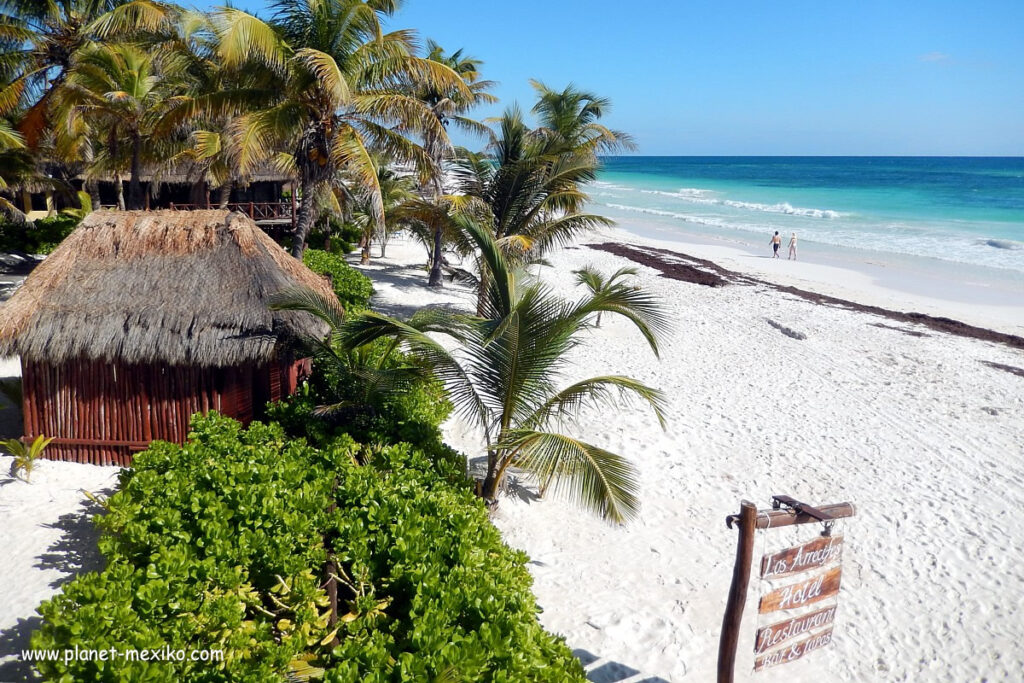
[717,497,855,683]
[754,605,837,655]
[759,566,841,614]
[761,535,843,579]
[754,627,834,671]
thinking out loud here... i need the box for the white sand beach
[2,229,1022,682]
[364,230,1024,681]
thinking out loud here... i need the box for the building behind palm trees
[0,209,333,465]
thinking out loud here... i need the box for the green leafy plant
[301,249,374,313]
[30,414,584,682]
[0,213,80,254]
[4,435,53,482]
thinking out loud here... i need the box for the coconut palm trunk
[115,172,125,210]
[428,176,444,286]
[127,134,144,210]
[290,179,318,257]
[218,181,232,209]
[86,179,101,210]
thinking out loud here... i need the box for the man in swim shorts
[770,231,781,258]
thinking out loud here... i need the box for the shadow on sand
[0,492,111,681]
[574,648,671,682]
[354,254,474,320]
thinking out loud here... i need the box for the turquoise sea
[591,157,1024,277]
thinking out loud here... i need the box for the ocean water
[590,157,1024,276]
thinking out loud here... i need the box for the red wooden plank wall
[20,359,268,466]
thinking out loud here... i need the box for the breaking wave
[613,184,844,218]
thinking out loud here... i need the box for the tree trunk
[289,179,316,258]
[115,172,126,210]
[360,244,370,265]
[127,135,144,210]
[480,451,501,503]
[86,179,101,210]
[189,179,206,208]
[428,224,444,286]
[218,181,232,209]
[427,171,445,287]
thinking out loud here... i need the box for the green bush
[268,340,452,448]
[30,415,584,682]
[309,217,361,255]
[0,214,80,254]
[302,248,373,312]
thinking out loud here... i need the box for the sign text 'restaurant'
[754,605,837,654]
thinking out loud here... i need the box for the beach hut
[0,210,334,466]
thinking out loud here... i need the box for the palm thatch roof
[0,210,334,367]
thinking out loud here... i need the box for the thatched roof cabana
[0,210,331,365]
[0,210,334,465]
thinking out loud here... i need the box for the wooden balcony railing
[168,199,297,230]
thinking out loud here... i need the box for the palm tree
[450,107,613,313]
[54,42,177,209]
[529,80,636,158]
[0,0,176,148]
[212,0,469,258]
[417,40,495,287]
[280,217,669,523]
[372,165,416,259]
[574,265,641,327]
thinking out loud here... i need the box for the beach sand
[365,231,1024,681]
[1,228,1021,681]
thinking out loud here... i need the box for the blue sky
[194,0,1024,155]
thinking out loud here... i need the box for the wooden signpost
[717,496,855,683]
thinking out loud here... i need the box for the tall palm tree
[344,161,417,262]
[212,0,469,258]
[280,217,669,523]
[153,9,286,209]
[371,164,416,259]
[450,107,613,313]
[54,42,177,209]
[418,40,495,287]
[0,0,176,148]
[529,80,635,158]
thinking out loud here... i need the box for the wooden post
[290,189,297,232]
[719,500,757,683]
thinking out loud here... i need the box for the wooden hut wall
[21,359,255,466]
[20,355,311,466]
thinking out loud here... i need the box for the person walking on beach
[770,231,781,258]
[788,232,798,260]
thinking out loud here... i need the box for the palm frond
[525,375,667,431]
[501,430,641,523]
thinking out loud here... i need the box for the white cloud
[919,52,950,63]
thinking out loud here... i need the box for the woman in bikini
[788,232,797,260]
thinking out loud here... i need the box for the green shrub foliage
[302,249,373,312]
[268,340,452,448]
[30,414,584,682]
[308,217,362,255]
[0,214,80,254]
